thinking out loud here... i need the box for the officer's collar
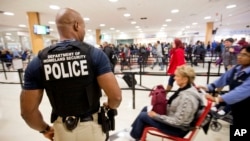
[58,39,76,43]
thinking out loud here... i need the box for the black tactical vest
[38,41,102,121]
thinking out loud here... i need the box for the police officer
[20,8,122,141]
[199,45,250,127]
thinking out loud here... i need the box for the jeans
[130,106,188,139]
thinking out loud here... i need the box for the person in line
[166,38,186,94]
[127,65,203,140]
[199,45,250,127]
[221,38,238,71]
[20,8,122,141]
[211,38,238,116]
[151,41,164,71]
[102,41,116,72]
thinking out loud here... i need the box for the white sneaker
[211,107,217,112]
[217,110,226,116]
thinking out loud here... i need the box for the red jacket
[167,48,186,75]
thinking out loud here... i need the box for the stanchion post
[139,61,142,86]
[131,72,136,109]
[207,61,211,84]
[18,69,24,88]
[1,60,8,79]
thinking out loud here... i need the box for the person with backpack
[126,65,203,140]
[199,45,250,128]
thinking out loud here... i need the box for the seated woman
[128,65,203,140]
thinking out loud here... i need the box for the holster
[98,106,118,141]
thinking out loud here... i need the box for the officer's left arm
[20,89,50,132]
[97,73,122,109]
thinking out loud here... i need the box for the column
[27,12,44,55]
[95,29,101,45]
[205,22,214,44]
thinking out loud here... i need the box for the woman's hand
[196,85,208,91]
[148,111,157,118]
[205,94,215,102]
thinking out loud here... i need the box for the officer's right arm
[97,72,122,109]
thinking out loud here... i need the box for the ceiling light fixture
[3,12,14,16]
[110,28,115,30]
[162,24,167,27]
[109,0,118,2]
[192,22,198,25]
[165,19,172,22]
[123,13,131,17]
[48,21,55,24]
[49,5,60,10]
[204,16,211,20]
[100,24,106,27]
[131,21,136,24]
[171,9,179,13]
[226,4,236,9]
[83,17,90,21]
[19,24,26,27]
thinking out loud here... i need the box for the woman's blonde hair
[175,65,195,84]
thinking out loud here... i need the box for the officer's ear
[73,21,79,31]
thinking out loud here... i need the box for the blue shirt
[23,41,112,90]
[207,65,250,105]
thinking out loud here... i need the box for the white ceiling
[0,0,250,38]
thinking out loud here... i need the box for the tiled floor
[0,61,230,141]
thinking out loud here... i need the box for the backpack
[149,85,167,115]
[110,50,118,64]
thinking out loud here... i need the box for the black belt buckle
[64,116,79,131]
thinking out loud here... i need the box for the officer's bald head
[55,8,85,41]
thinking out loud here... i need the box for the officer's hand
[103,102,110,109]
[43,126,54,141]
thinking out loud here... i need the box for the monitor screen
[33,25,50,35]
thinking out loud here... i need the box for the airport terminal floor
[0,61,230,141]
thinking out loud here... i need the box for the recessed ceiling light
[186,26,190,29]
[116,30,120,32]
[171,9,179,13]
[226,4,236,9]
[165,19,172,22]
[83,17,90,21]
[110,28,115,30]
[192,22,198,25]
[131,21,137,24]
[124,13,131,17]
[204,16,211,20]
[3,12,14,16]
[48,21,55,24]
[162,24,168,27]
[49,5,60,10]
[87,29,92,32]
[100,24,106,27]
[19,24,26,27]
[6,33,12,35]
[135,26,140,28]
[109,0,118,2]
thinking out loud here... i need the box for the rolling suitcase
[122,74,137,88]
